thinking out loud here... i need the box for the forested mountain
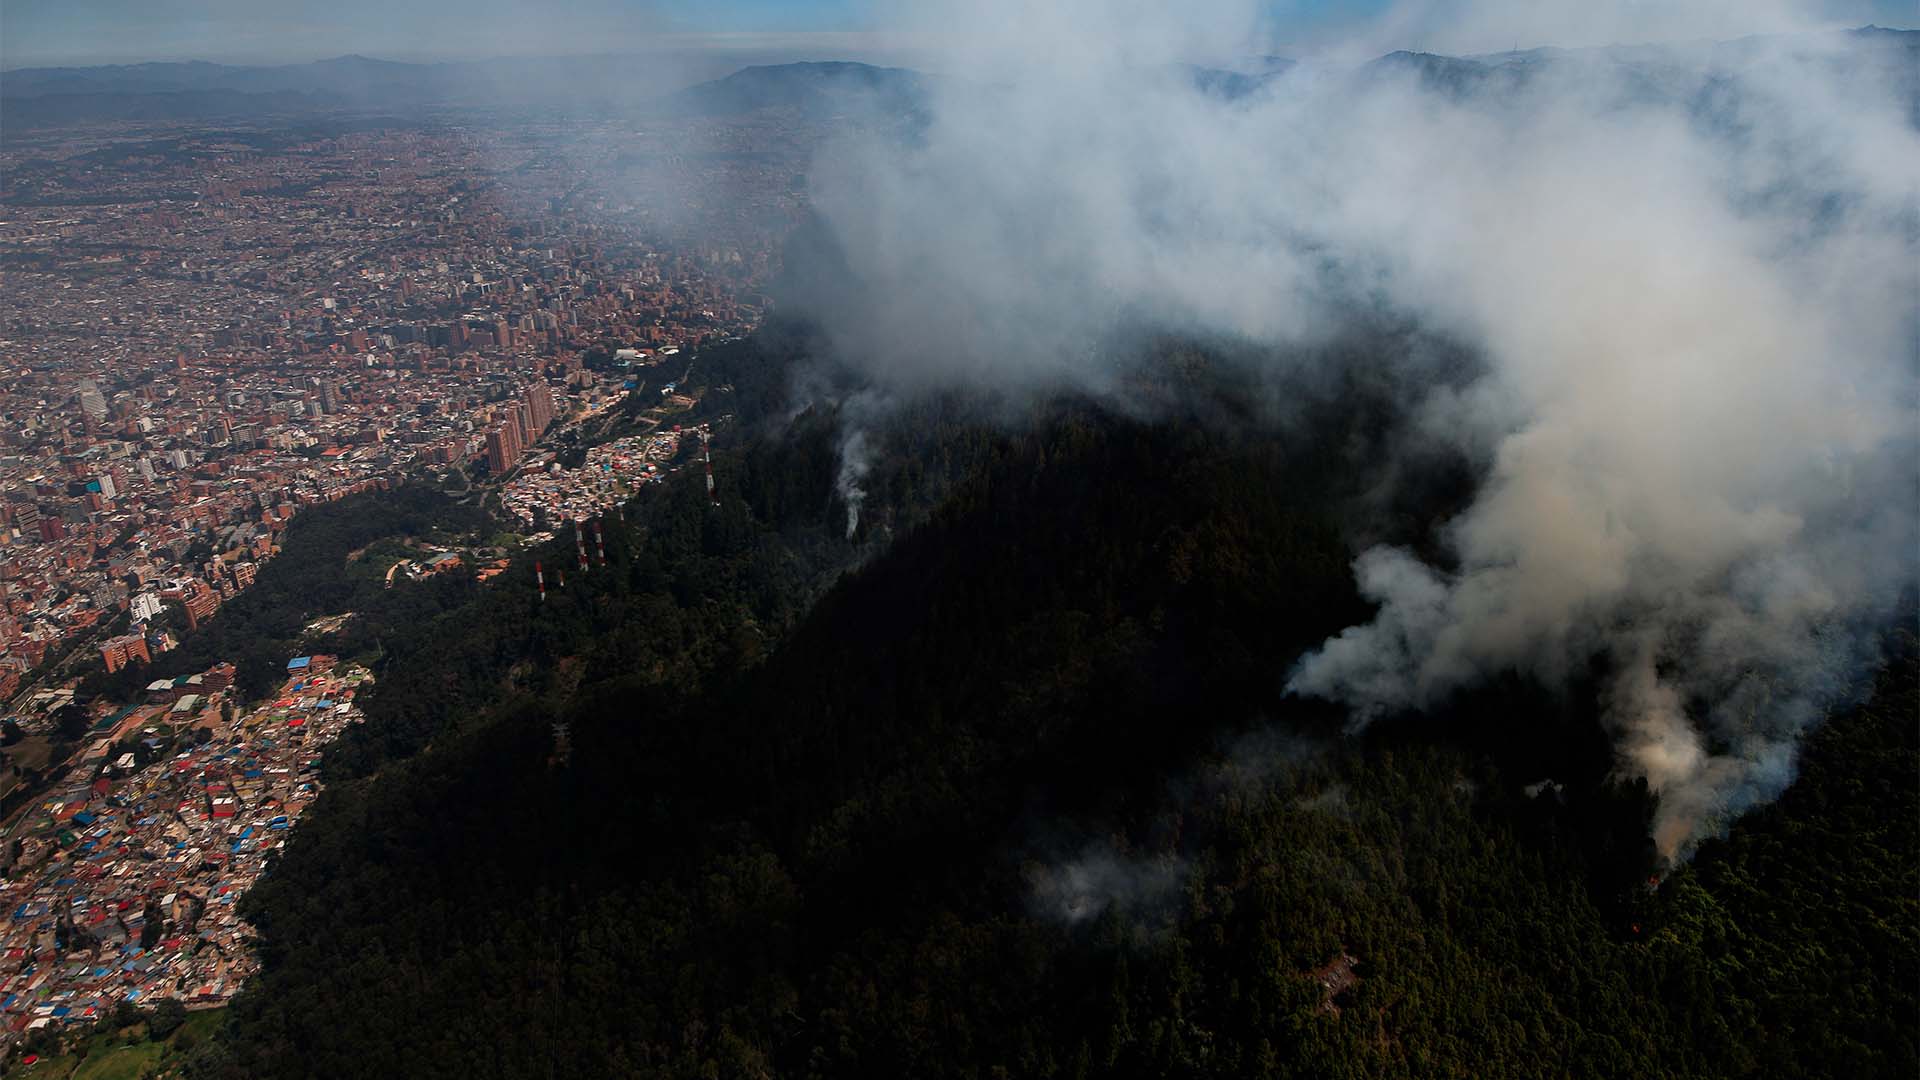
[149,323,1915,1079]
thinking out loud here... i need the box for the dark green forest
[147,324,1913,1079]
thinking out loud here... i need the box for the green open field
[3,1007,224,1080]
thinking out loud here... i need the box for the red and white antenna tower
[574,519,589,571]
[535,561,546,602]
[593,520,606,566]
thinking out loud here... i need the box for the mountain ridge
[5,25,1909,116]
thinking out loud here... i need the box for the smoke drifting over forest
[793,2,1920,857]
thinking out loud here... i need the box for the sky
[3,0,1913,68]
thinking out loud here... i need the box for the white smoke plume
[1026,848,1188,926]
[794,1,1919,858]
[836,428,871,540]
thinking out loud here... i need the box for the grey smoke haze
[1295,782,1352,818]
[1025,722,1335,923]
[793,2,1920,858]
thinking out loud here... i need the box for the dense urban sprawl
[0,106,800,1051]
[0,657,367,1033]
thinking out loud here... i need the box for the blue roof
[286,656,312,670]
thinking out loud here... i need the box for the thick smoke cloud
[796,1,1920,858]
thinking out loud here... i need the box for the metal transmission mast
[535,561,546,602]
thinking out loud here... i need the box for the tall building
[131,593,164,622]
[164,580,221,632]
[522,383,555,434]
[486,425,522,474]
[319,380,342,415]
[75,380,108,424]
[99,633,151,673]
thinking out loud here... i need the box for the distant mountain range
[1,54,420,97]
[2,26,1912,131]
[0,52,757,129]
[667,61,930,120]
